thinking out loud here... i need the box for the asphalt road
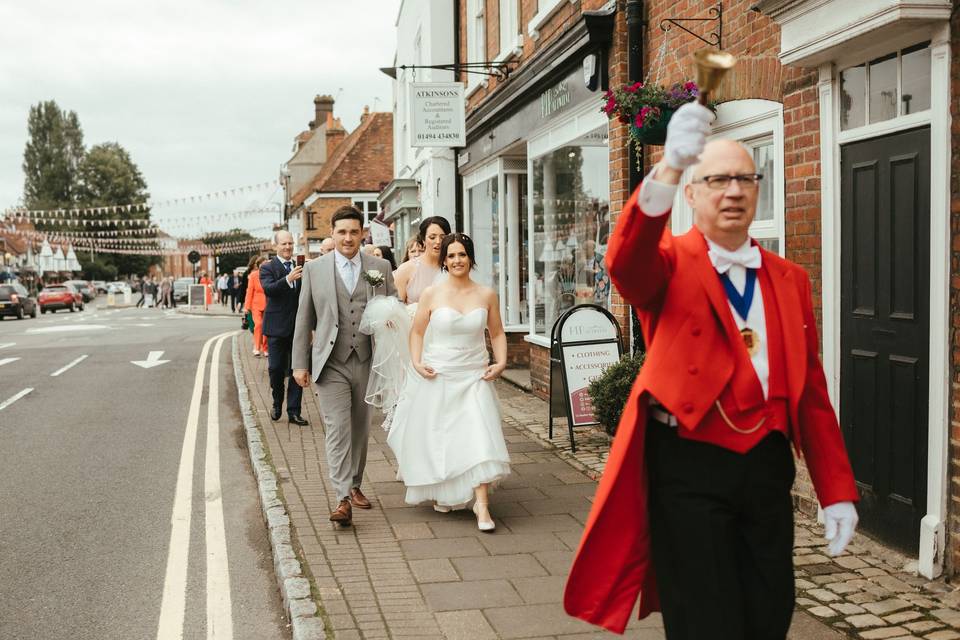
[0,302,288,640]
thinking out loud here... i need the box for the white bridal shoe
[433,504,451,513]
[472,501,495,532]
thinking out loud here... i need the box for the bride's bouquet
[359,295,415,431]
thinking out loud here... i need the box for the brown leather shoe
[350,487,372,509]
[329,498,352,525]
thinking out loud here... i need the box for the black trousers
[266,334,302,415]
[646,420,796,640]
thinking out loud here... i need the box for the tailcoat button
[682,402,694,414]
[691,327,701,336]
[688,365,698,375]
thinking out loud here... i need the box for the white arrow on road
[0,357,20,368]
[0,342,15,350]
[131,350,170,369]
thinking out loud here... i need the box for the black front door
[840,127,930,553]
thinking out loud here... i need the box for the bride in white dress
[385,233,510,531]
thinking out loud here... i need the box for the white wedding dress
[368,305,511,507]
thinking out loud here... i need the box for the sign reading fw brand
[409,82,466,148]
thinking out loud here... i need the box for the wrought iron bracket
[379,61,521,82]
[659,1,723,49]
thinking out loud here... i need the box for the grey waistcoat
[331,265,372,364]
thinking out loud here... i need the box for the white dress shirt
[335,250,362,294]
[638,171,770,398]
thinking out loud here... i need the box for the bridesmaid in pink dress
[393,216,451,303]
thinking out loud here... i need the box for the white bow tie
[708,243,762,274]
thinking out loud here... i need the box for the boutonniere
[361,269,385,288]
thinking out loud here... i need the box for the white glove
[823,501,858,556]
[663,102,714,171]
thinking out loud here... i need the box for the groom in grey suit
[292,205,397,526]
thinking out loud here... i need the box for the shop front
[459,8,614,395]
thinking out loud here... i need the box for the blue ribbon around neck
[719,269,757,322]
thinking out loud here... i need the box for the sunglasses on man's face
[691,173,764,190]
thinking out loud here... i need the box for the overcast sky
[0,0,400,237]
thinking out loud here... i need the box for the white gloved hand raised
[823,501,858,556]
[663,102,714,171]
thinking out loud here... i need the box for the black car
[0,283,38,319]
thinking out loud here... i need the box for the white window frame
[527,0,574,41]
[670,99,786,256]
[466,0,486,91]
[497,0,522,61]
[525,101,609,347]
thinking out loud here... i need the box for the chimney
[360,105,370,123]
[326,117,346,159]
[309,94,335,130]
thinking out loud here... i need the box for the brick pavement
[237,332,851,639]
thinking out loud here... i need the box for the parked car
[106,281,131,295]
[0,283,38,319]
[173,277,194,302]
[92,280,108,294]
[66,279,96,302]
[39,283,84,313]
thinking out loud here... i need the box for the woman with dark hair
[385,232,510,532]
[375,246,397,271]
[393,215,451,303]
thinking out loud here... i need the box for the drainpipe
[626,0,645,353]
[453,0,464,231]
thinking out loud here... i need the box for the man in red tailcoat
[563,102,860,639]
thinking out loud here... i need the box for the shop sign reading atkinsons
[410,82,465,147]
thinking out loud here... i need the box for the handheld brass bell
[693,49,736,105]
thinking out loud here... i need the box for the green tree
[22,100,85,213]
[76,142,157,277]
[202,228,259,274]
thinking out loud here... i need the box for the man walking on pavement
[564,102,859,639]
[292,206,396,527]
[261,230,308,427]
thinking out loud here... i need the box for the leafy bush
[588,351,645,436]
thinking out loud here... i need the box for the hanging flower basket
[601,81,706,160]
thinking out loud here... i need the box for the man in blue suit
[260,230,308,426]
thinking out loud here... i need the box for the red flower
[634,112,645,128]
[603,97,617,115]
[624,81,643,94]
[684,81,698,92]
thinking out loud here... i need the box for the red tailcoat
[563,186,859,634]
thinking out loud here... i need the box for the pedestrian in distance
[374,245,397,271]
[291,205,397,527]
[260,231,308,427]
[218,272,229,306]
[319,237,335,255]
[243,256,268,357]
[135,275,148,308]
[227,271,240,313]
[400,237,423,264]
[564,102,859,640]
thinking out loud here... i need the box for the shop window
[530,125,610,337]
[467,176,500,294]
[840,42,931,131]
[670,100,785,256]
[466,0,485,90]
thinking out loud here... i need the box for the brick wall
[946,0,960,576]
[306,197,351,240]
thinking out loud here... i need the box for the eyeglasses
[691,173,764,190]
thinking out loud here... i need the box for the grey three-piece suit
[292,251,397,501]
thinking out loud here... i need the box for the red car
[39,283,84,313]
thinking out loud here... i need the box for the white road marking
[0,388,33,411]
[131,350,170,369]
[155,331,235,640]
[0,342,15,350]
[205,335,235,639]
[0,357,20,368]
[26,324,109,334]
[50,354,88,377]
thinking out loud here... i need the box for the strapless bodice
[422,307,488,372]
